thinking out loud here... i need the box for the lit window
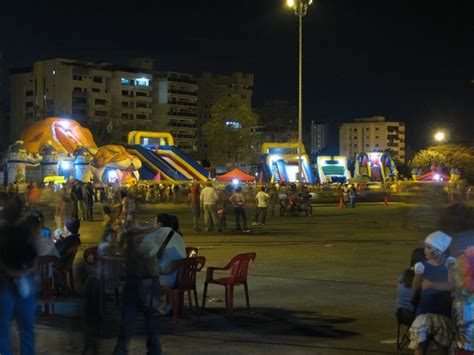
[226,121,241,129]
[121,78,130,85]
[135,78,150,86]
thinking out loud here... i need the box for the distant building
[153,72,198,153]
[197,72,254,158]
[9,58,154,143]
[339,116,406,162]
[310,121,329,155]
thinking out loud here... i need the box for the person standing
[229,186,250,232]
[190,183,201,231]
[200,181,219,232]
[252,186,270,225]
[76,182,86,221]
[85,183,95,221]
[349,184,357,208]
[0,206,38,355]
[70,181,79,219]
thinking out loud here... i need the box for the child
[217,203,226,232]
[396,247,426,326]
[409,231,455,355]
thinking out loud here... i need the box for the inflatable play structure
[4,118,208,184]
[316,156,351,184]
[354,152,398,182]
[261,142,315,184]
[126,131,209,183]
[411,166,460,182]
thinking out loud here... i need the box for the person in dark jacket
[55,218,81,263]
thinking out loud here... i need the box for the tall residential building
[339,116,406,162]
[310,121,329,155]
[197,72,254,158]
[9,58,154,143]
[152,72,198,153]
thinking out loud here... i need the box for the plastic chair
[186,247,199,257]
[36,255,61,316]
[202,252,256,315]
[59,244,80,294]
[161,256,206,324]
[396,307,414,350]
[83,246,99,265]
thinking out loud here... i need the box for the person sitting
[409,231,455,355]
[396,247,426,326]
[26,213,59,258]
[55,218,81,263]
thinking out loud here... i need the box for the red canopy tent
[216,168,255,182]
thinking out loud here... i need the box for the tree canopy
[202,96,259,167]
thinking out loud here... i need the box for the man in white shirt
[200,181,219,232]
[252,186,270,225]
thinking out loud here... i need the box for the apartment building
[310,121,329,155]
[339,116,406,162]
[9,58,153,142]
[153,72,198,153]
[196,72,254,158]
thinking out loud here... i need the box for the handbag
[136,229,174,279]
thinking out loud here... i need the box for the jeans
[349,196,356,208]
[234,206,248,230]
[86,201,94,220]
[114,278,161,355]
[254,207,267,224]
[0,277,36,355]
[203,204,218,231]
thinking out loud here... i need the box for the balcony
[167,77,197,85]
[168,100,197,107]
[168,111,197,118]
[174,133,196,139]
[168,89,197,96]
[387,142,399,147]
[168,122,197,129]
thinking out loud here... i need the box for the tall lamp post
[286,0,313,185]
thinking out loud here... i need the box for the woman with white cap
[409,231,456,355]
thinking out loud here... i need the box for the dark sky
[1,0,474,149]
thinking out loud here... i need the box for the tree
[410,144,474,183]
[255,100,297,142]
[202,96,259,167]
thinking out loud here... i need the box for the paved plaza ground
[10,198,474,354]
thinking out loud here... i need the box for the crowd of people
[396,231,474,355]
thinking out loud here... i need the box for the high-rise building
[9,58,154,143]
[196,72,254,158]
[153,72,198,153]
[339,116,406,162]
[310,121,329,155]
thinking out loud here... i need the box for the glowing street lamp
[286,0,313,185]
[434,131,446,143]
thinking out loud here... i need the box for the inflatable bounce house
[4,117,208,184]
[354,152,398,183]
[411,166,460,182]
[316,156,351,184]
[261,142,315,184]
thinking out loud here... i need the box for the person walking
[200,181,218,232]
[76,182,86,221]
[252,186,270,225]
[190,183,202,231]
[230,186,250,232]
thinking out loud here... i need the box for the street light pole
[287,0,312,186]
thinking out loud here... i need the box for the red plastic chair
[83,246,99,265]
[201,252,256,315]
[161,256,206,324]
[36,255,61,316]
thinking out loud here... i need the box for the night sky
[1,0,473,149]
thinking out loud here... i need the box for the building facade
[310,121,329,155]
[196,72,254,158]
[152,72,198,153]
[339,116,406,162]
[9,58,154,143]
